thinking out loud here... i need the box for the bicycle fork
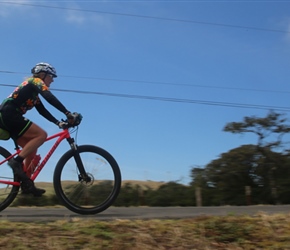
[67,137,91,183]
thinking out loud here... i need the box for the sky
[0,0,290,185]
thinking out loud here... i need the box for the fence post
[195,187,202,206]
[245,186,251,205]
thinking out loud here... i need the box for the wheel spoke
[53,145,121,215]
[0,147,19,211]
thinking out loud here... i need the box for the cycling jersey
[0,77,69,139]
[2,77,69,124]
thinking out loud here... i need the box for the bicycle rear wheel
[53,145,121,215]
[0,147,19,211]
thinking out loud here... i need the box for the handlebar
[60,120,74,129]
[60,113,83,129]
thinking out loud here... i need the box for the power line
[0,83,290,112]
[50,89,290,112]
[1,70,290,95]
[1,1,289,34]
[61,75,290,95]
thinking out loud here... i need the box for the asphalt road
[1,205,290,222]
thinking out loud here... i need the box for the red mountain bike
[0,119,121,215]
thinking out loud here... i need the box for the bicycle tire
[53,145,121,215]
[0,147,19,211]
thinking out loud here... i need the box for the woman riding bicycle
[0,62,80,197]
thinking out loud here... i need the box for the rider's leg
[9,123,47,196]
[0,105,46,196]
[11,123,46,176]
[23,149,37,177]
[17,123,47,159]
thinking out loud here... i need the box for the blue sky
[0,0,290,184]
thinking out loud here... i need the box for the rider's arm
[31,79,71,124]
[40,90,69,115]
[35,99,59,124]
[31,80,70,115]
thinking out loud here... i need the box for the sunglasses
[48,74,55,79]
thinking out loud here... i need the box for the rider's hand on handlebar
[57,121,67,129]
[66,112,75,124]
[65,112,83,127]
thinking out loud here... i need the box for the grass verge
[1,212,290,249]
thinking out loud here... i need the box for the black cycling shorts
[0,103,32,139]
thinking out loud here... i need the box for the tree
[189,111,290,206]
[223,111,290,204]
[205,145,290,205]
[204,145,264,205]
[223,111,290,150]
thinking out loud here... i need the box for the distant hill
[121,180,166,190]
[34,180,166,193]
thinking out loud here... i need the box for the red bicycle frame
[0,129,71,186]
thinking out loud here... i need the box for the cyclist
[0,62,79,197]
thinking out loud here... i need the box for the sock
[15,156,24,163]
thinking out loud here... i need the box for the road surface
[0,205,290,222]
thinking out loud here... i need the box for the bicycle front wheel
[0,147,19,212]
[53,145,121,215]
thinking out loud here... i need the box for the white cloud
[0,1,111,30]
[0,0,33,18]
[65,9,86,25]
[64,8,109,28]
